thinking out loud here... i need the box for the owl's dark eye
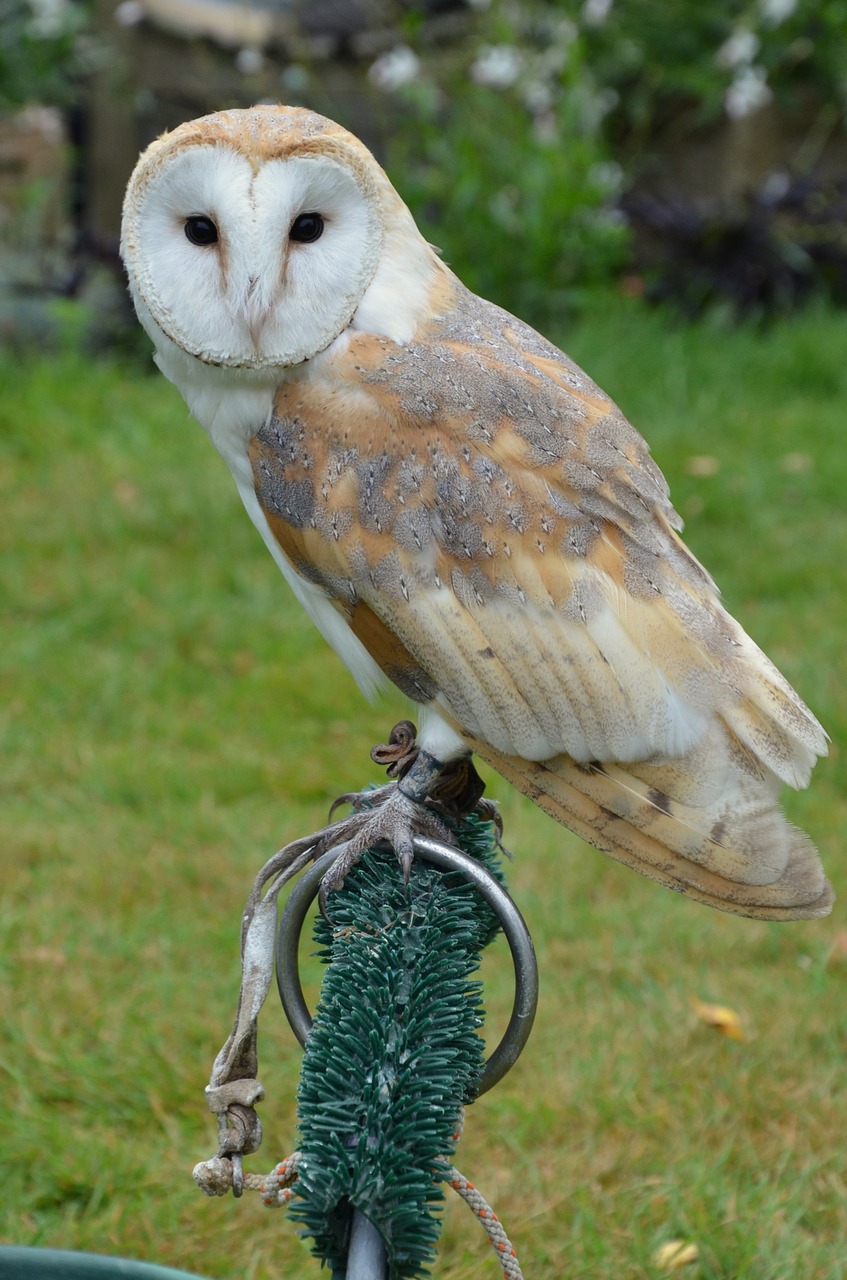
[289,212,324,244]
[184,215,219,246]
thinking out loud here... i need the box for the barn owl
[121,105,832,921]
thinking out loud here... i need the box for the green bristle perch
[288,809,504,1279]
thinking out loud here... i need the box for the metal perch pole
[346,1211,388,1280]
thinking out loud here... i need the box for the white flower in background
[762,170,790,201]
[597,87,620,116]
[470,44,523,89]
[582,0,613,28]
[532,110,559,144]
[553,18,579,46]
[368,45,420,93]
[537,36,571,79]
[236,46,265,76]
[114,1,144,26]
[760,0,796,25]
[27,0,70,38]
[594,206,628,230]
[725,65,772,118]
[17,104,64,143]
[581,86,620,130]
[589,160,624,194]
[489,186,521,233]
[281,64,310,94]
[716,28,760,68]
[523,79,554,116]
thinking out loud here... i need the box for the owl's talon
[328,781,396,822]
[313,737,493,918]
[317,841,359,920]
[328,793,357,822]
[472,798,511,856]
[317,786,456,919]
[318,871,338,921]
[398,838,415,885]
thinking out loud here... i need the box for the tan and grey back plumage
[121,105,832,921]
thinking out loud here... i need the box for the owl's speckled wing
[251,278,831,919]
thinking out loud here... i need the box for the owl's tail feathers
[466,725,833,921]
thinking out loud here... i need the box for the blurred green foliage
[583,0,847,142]
[377,6,629,326]
[385,83,627,326]
[0,0,96,110]
[375,0,847,324]
[6,0,847,335]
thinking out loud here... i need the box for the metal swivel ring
[275,834,539,1095]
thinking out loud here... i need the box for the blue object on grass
[0,1248,209,1279]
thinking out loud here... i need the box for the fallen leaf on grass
[112,479,141,507]
[17,946,67,967]
[689,996,746,1041]
[825,931,847,967]
[620,273,645,298]
[683,455,720,477]
[780,451,813,474]
[654,1240,700,1269]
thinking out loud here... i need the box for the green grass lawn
[1,295,845,1279]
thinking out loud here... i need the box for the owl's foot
[316,721,494,917]
[330,719,490,820]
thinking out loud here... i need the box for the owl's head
[121,105,433,373]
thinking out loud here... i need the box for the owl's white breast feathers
[149,336,389,701]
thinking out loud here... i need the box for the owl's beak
[242,276,271,350]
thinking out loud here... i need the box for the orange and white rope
[193,1150,523,1277]
[443,1164,524,1280]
